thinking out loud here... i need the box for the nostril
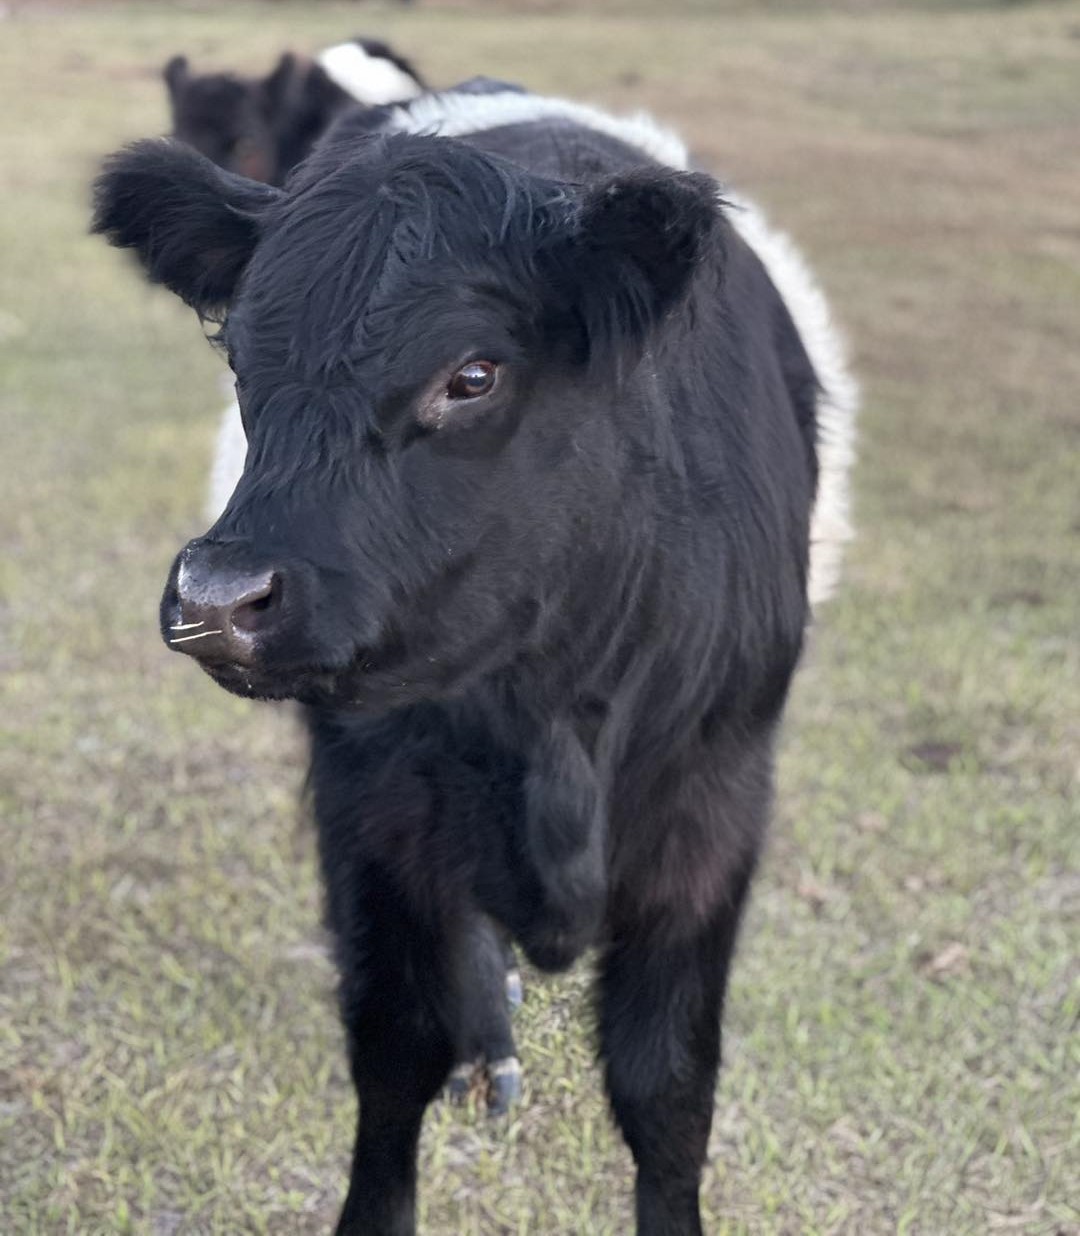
[231,572,281,634]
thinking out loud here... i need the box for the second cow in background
[163,37,426,186]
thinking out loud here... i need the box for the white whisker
[169,629,224,644]
[169,621,205,631]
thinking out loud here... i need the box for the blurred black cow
[94,84,856,1235]
[164,38,425,186]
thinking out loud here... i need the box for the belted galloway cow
[94,86,857,1236]
[164,37,425,187]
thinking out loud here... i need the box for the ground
[0,2,1078,1233]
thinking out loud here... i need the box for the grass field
[1,2,1078,1233]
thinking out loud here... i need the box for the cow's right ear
[92,139,281,316]
[163,55,189,99]
[541,168,720,374]
[260,52,301,113]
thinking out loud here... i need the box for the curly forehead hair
[227,133,575,375]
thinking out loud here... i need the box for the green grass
[1,3,1078,1233]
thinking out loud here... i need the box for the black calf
[94,83,855,1234]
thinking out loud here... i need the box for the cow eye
[447,361,497,400]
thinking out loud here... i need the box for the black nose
[168,560,283,666]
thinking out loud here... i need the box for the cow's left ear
[92,139,282,316]
[549,168,720,365]
[163,55,190,100]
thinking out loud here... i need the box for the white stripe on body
[316,42,423,107]
[207,394,247,522]
[722,193,858,607]
[384,89,689,171]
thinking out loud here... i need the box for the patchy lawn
[1,3,1077,1233]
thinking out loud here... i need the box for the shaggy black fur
[94,108,819,1235]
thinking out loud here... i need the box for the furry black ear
[549,168,720,366]
[92,139,281,316]
[297,63,350,118]
[163,55,189,99]
[260,52,301,113]
[259,52,342,127]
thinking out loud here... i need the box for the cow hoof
[486,1057,522,1116]
[505,967,524,1011]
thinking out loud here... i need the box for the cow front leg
[598,867,754,1236]
[332,872,458,1236]
[446,913,522,1116]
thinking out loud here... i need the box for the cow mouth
[199,660,349,703]
[199,650,414,710]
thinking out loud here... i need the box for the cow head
[93,135,717,710]
[164,52,350,186]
